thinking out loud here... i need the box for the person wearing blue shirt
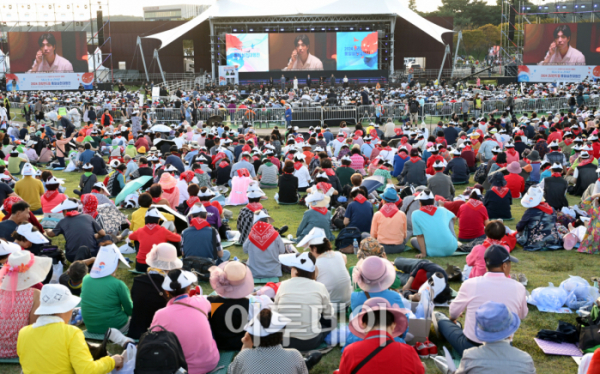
[410,189,457,258]
[285,105,292,128]
[392,148,410,178]
[443,122,460,146]
[123,155,139,181]
[342,188,373,233]
[361,137,375,159]
[79,144,95,165]
[182,204,230,264]
[184,147,199,166]
[165,154,185,173]
[233,140,245,162]
[323,128,334,144]
[478,135,498,162]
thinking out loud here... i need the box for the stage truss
[209,14,395,80]
[0,0,113,82]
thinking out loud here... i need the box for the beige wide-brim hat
[1,250,52,291]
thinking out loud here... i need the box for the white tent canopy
[143,0,453,50]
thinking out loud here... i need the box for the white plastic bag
[530,282,568,310]
[560,276,589,293]
[50,263,63,284]
[110,344,136,374]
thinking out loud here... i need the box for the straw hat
[349,297,409,339]
[1,250,52,291]
[208,261,254,299]
[305,192,330,208]
[146,243,183,271]
[352,257,396,293]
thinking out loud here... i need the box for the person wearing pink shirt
[466,221,508,279]
[435,244,527,357]
[151,269,219,373]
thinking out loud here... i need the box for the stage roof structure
[142,0,454,49]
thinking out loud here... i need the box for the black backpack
[135,325,188,374]
[473,163,489,184]
[181,256,215,281]
[335,227,362,254]
[409,101,419,113]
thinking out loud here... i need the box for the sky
[101,0,499,17]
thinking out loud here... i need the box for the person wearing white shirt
[292,155,312,192]
[293,77,298,90]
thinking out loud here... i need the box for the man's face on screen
[40,39,56,57]
[296,40,309,59]
[554,31,570,50]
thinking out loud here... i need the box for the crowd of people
[0,79,600,374]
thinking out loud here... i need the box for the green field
[0,164,591,374]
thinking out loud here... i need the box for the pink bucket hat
[146,243,183,271]
[159,172,177,189]
[209,261,254,299]
[352,257,397,293]
[349,297,410,339]
[507,161,522,174]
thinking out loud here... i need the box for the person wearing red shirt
[456,189,489,242]
[134,134,149,153]
[425,148,444,175]
[591,135,600,160]
[547,126,563,144]
[336,297,424,374]
[505,162,525,198]
[129,207,181,273]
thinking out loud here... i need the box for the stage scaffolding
[0,0,113,82]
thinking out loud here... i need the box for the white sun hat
[51,199,79,213]
[244,309,291,337]
[21,163,35,176]
[0,239,21,256]
[187,204,207,216]
[16,223,49,244]
[521,185,544,208]
[90,244,130,278]
[161,270,197,291]
[253,210,274,224]
[415,190,435,201]
[146,207,167,221]
[297,227,327,248]
[279,252,315,272]
[34,284,81,315]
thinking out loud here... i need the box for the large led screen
[8,31,88,73]
[226,33,270,72]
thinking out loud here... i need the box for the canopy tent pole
[153,49,167,84]
[209,19,216,85]
[451,31,462,79]
[136,36,150,82]
[438,44,451,83]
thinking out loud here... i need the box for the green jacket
[80,275,133,334]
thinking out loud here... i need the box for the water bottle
[353,239,359,254]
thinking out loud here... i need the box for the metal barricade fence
[292,107,323,124]
[385,104,407,121]
[252,108,286,128]
[148,108,181,123]
[322,106,357,124]
[357,105,377,123]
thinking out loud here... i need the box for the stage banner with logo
[517,65,600,83]
[218,65,239,86]
[5,72,95,91]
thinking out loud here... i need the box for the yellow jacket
[130,207,175,232]
[17,318,115,374]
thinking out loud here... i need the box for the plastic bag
[565,284,600,310]
[110,344,136,374]
[325,324,350,347]
[561,276,589,293]
[530,282,568,310]
[50,263,63,284]
[462,265,473,281]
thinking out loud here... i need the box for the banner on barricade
[6,72,95,91]
[517,65,599,83]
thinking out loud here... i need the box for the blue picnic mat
[208,351,237,374]
[254,277,279,284]
[0,357,19,364]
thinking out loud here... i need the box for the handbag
[577,313,600,352]
[88,329,111,360]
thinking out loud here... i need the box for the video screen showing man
[283,35,324,71]
[28,33,74,73]
[540,25,585,65]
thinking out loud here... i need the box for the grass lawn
[0,166,590,374]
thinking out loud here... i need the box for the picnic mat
[254,277,280,284]
[83,330,107,341]
[534,338,583,356]
[450,251,468,256]
[0,357,19,364]
[208,351,237,374]
[221,241,236,248]
[128,269,145,275]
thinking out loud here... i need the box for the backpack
[135,325,188,374]
[473,163,489,184]
[330,206,346,231]
[335,227,362,254]
[181,256,215,281]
